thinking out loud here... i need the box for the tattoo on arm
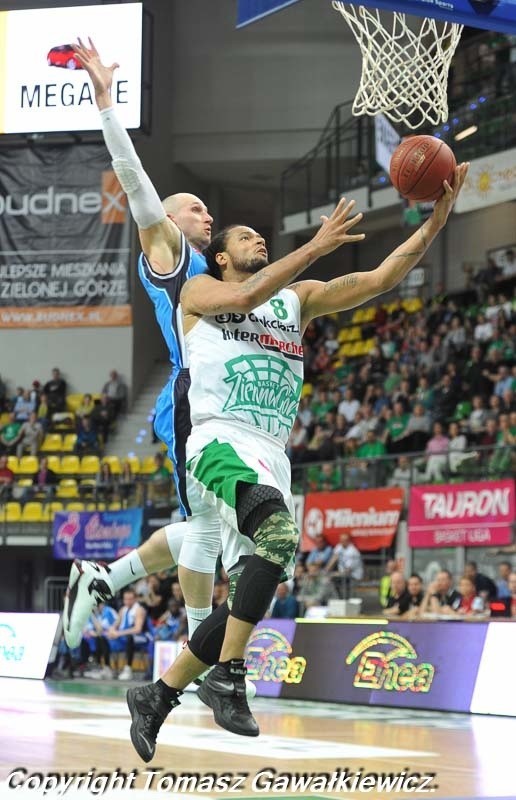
[323,273,359,293]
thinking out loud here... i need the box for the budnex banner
[53,509,142,560]
[408,480,515,548]
[302,488,404,551]
[0,144,132,328]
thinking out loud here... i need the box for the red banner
[408,480,515,548]
[302,488,404,552]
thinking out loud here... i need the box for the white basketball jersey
[185,289,304,446]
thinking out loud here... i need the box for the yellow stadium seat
[66,393,83,413]
[125,456,140,475]
[80,455,100,475]
[41,434,63,452]
[60,455,80,474]
[42,502,64,522]
[16,478,32,488]
[66,502,85,512]
[18,456,39,475]
[0,412,11,426]
[0,502,21,522]
[47,455,61,474]
[164,457,173,473]
[86,502,106,511]
[108,501,122,511]
[62,434,77,452]
[7,456,18,473]
[301,383,313,398]
[21,502,44,523]
[140,456,158,474]
[102,455,122,475]
[56,479,79,499]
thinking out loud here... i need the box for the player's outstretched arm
[73,37,180,274]
[180,198,364,316]
[291,163,468,330]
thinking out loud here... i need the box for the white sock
[108,551,147,592]
[185,605,212,637]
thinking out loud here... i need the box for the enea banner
[408,480,515,548]
[53,508,142,560]
[244,619,302,697]
[0,144,132,328]
[281,621,488,713]
[302,488,404,551]
[454,147,516,213]
[0,3,142,134]
[0,612,60,679]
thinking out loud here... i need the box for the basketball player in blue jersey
[62,39,365,655]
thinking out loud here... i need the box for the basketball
[389,135,457,202]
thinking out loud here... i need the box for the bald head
[162,193,213,251]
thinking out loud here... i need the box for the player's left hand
[432,162,469,228]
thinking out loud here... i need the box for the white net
[332,2,463,130]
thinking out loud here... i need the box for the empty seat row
[5,454,173,476]
[0,500,123,523]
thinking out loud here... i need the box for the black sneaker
[197,659,259,737]
[126,683,181,762]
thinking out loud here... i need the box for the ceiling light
[454,125,478,141]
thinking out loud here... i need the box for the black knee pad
[188,602,229,666]
[236,482,287,538]
[231,555,284,625]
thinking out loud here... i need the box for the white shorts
[186,420,295,572]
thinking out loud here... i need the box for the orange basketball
[389,135,456,202]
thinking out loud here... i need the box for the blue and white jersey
[86,604,117,634]
[137,231,208,371]
[137,230,208,516]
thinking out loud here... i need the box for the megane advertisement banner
[0,3,142,134]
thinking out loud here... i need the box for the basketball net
[332,2,463,130]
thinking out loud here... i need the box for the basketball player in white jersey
[63,39,365,655]
[127,163,468,761]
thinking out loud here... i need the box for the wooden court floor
[0,677,514,799]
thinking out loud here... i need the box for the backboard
[237,0,301,27]
[347,1,516,34]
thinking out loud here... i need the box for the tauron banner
[408,479,515,548]
[0,144,132,328]
[302,487,404,551]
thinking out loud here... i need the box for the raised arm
[73,38,180,273]
[291,163,468,330]
[180,198,364,316]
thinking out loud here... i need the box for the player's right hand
[73,37,119,98]
[311,197,365,257]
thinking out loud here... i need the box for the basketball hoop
[332,2,463,130]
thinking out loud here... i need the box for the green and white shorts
[186,420,296,573]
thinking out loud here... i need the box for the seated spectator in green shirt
[384,362,402,394]
[311,389,335,423]
[0,413,22,455]
[386,401,410,454]
[357,430,386,459]
[309,461,341,492]
[148,453,172,506]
